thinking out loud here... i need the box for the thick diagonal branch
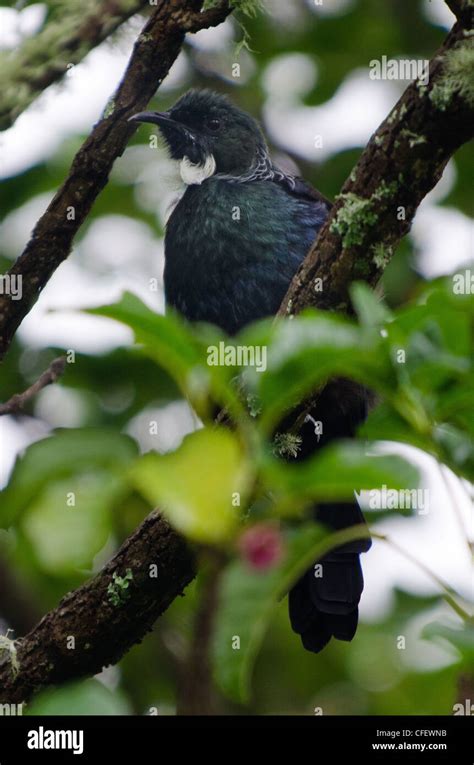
[278,20,473,317]
[273,18,473,434]
[0,0,230,360]
[0,512,195,704]
[0,0,150,131]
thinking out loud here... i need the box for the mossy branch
[278,18,474,318]
[0,512,195,704]
[0,0,150,132]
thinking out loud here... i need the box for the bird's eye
[208,118,221,132]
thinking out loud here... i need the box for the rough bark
[0,512,195,704]
[278,20,474,317]
[0,0,231,360]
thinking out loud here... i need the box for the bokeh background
[0,0,472,714]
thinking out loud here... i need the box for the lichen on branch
[0,0,150,131]
[278,20,474,318]
[0,512,195,704]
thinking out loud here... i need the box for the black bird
[130,89,371,653]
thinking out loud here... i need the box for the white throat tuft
[180,154,216,185]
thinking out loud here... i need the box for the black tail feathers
[289,501,371,653]
[283,379,374,653]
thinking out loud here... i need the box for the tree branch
[272,17,474,433]
[0,356,66,416]
[0,511,195,704]
[0,0,230,361]
[0,0,150,132]
[278,20,474,318]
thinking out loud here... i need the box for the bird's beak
[128,110,197,145]
[128,110,175,128]
[128,110,201,162]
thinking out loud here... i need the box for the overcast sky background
[0,0,472,671]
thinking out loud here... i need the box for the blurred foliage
[27,679,132,716]
[0,0,472,716]
[1,275,472,708]
[82,275,472,702]
[130,428,251,543]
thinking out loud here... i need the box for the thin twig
[0,356,66,416]
[373,532,472,622]
[177,550,226,715]
[456,671,474,706]
[437,462,473,560]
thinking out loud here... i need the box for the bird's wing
[273,169,333,210]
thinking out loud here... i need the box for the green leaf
[387,284,473,366]
[21,471,124,575]
[422,620,474,663]
[129,428,253,544]
[89,291,209,378]
[433,424,474,480]
[435,376,474,434]
[212,522,370,703]
[350,282,393,327]
[262,441,419,504]
[399,323,469,394]
[26,679,132,716]
[360,402,436,453]
[0,428,138,528]
[88,292,240,419]
[240,311,391,431]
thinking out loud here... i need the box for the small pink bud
[238,524,285,571]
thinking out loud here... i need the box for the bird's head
[129,89,268,183]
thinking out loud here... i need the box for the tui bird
[130,89,371,653]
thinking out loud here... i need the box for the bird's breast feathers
[163,174,328,332]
